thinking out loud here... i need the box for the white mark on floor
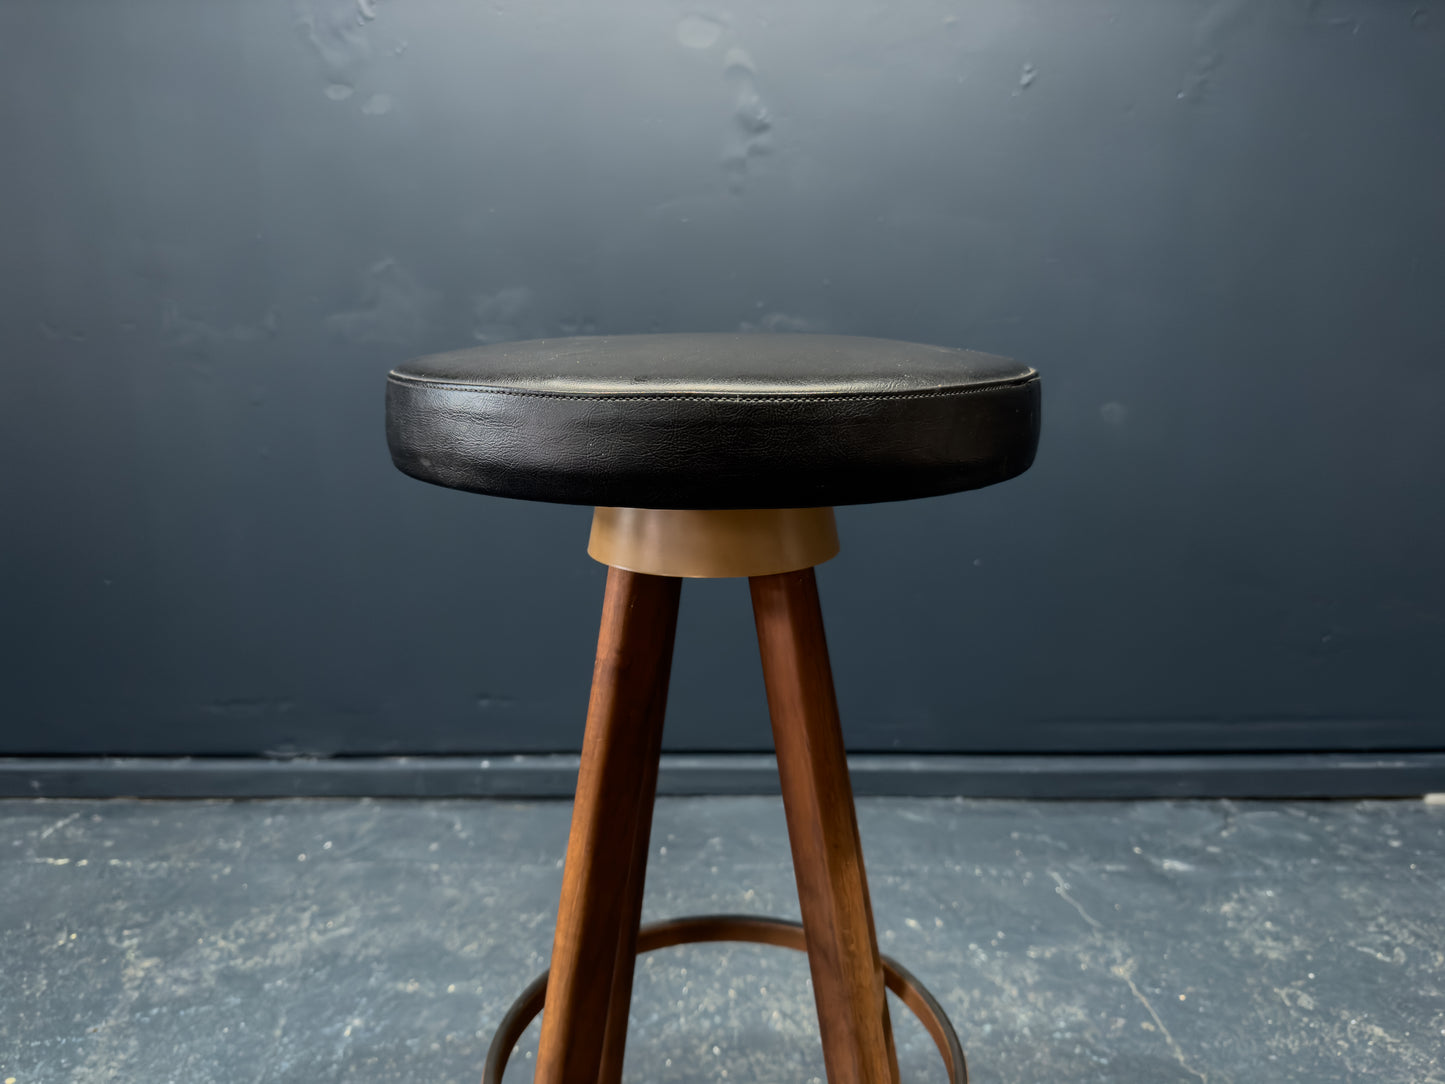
[1050,871,1103,931]
[1113,958,1208,1083]
[39,812,82,839]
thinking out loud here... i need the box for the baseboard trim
[1,752,1442,800]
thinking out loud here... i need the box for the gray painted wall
[2,0,1442,758]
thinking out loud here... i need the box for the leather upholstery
[386,334,1040,509]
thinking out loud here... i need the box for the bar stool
[385,333,1041,1084]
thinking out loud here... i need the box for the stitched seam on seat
[386,373,1038,402]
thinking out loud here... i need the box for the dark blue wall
[3,0,1442,756]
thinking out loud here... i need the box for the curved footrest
[483,914,967,1083]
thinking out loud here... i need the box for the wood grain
[533,567,681,1084]
[751,567,901,1084]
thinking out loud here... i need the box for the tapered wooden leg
[533,567,681,1084]
[595,677,669,1084]
[750,568,901,1084]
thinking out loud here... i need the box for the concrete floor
[1,797,1442,1084]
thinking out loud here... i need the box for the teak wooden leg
[595,656,671,1084]
[533,567,681,1084]
[751,568,902,1084]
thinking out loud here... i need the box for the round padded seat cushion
[385,333,1040,509]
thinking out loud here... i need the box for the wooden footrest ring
[483,914,968,1083]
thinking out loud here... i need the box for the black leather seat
[386,333,1040,509]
